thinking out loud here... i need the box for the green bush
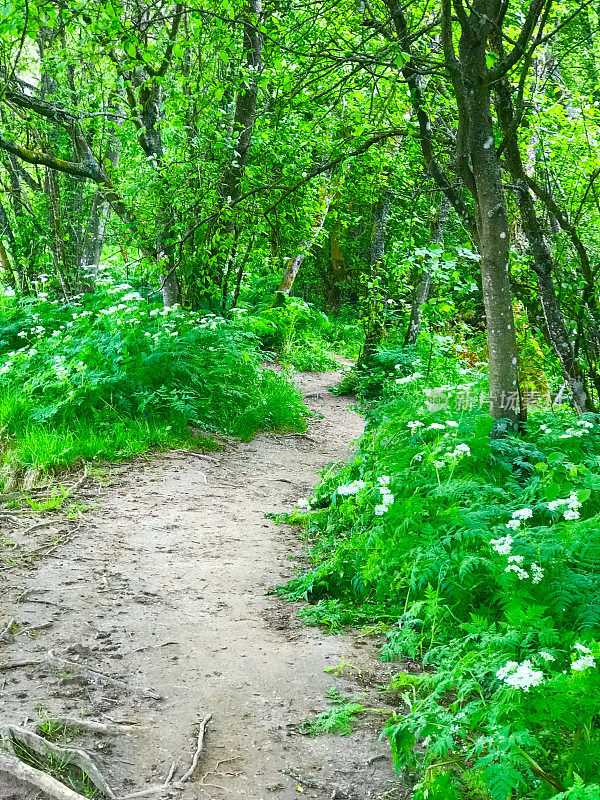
[282,341,600,799]
[0,284,306,482]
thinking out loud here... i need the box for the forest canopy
[2,0,600,797]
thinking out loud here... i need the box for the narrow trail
[1,369,399,800]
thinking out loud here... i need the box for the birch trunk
[405,195,450,345]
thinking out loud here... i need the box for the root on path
[0,715,213,800]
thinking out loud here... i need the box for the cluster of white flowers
[337,479,367,496]
[491,533,544,584]
[52,355,69,379]
[571,642,596,671]
[3,286,15,297]
[530,563,544,584]
[547,491,582,521]
[491,534,513,555]
[558,425,591,439]
[446,442,471,459]
[539,651,556,662]
[445,420,459,428]
[395,371,423,385]
[506,507,533,530]
[505,554,529,580]
[374,476,394,516]
[0,359,12,376]
[496,659,544,691]
[428,422,446,430]
[576,419,594,430]
[407,420,424,430]
[297,497,311,510]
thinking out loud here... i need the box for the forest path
[0,368,399,800]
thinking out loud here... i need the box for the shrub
[282,340,600,799]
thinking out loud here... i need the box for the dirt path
[0,369,399,800]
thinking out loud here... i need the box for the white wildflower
[512,508,533,520]
[530,563,544,584]
[505,564,529,580]
[497,660,544,691]
[445,420,459,428]
[491,534,513,556]
[428,423,446,430]
[337,480,367,496]
[407,421,424,430]
[572,655,596,671]
[377,476,391,486]
[539,651,555,662]
[506,519,521,530]
[374,504,388,516]
[573,642,592,654]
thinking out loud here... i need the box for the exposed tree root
[0,724,116,798]
[0,714,213,800]
[176,714,212,784]
[0,749,91,800]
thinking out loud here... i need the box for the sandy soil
[0,369,403,800]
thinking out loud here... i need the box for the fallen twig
[0,659,41,672]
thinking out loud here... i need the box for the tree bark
[384,0,524,426]
[358,192,391,365]
[405,195,450,345]
[324,216,346,310]
[493,67,594,412]
[277,189,333,294]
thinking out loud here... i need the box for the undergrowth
[0,281,308,486]
[281,336,600,800]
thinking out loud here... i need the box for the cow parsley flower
[574,642,592,654]
[530,563,544,584]
[407,420,424,430]
[505,564,529,580]
[337,480,367,496]
[539,651,555,662]
[572,655,596,671]
[428,423,446,430]
[445,420,459,428]
[374,504,388,516]
[377,476,390,486]
[491,534,513,555]
[496,660,544,691]
[506,519,521,530]
[512,508,533,520]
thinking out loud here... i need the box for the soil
[0,368,404,800]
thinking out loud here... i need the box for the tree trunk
[385,0,524,426]
[493,70,594,413]
[358,193,391,365]
[81,117,124,284]
[277,189,333,294]
[405,195,450,345]
[324,217,346,310]
[203,0,263,301]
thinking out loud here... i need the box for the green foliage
[232,295,356,371]
[0,284,306,483]
[282,338,600,798]
[300,687,364,736]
